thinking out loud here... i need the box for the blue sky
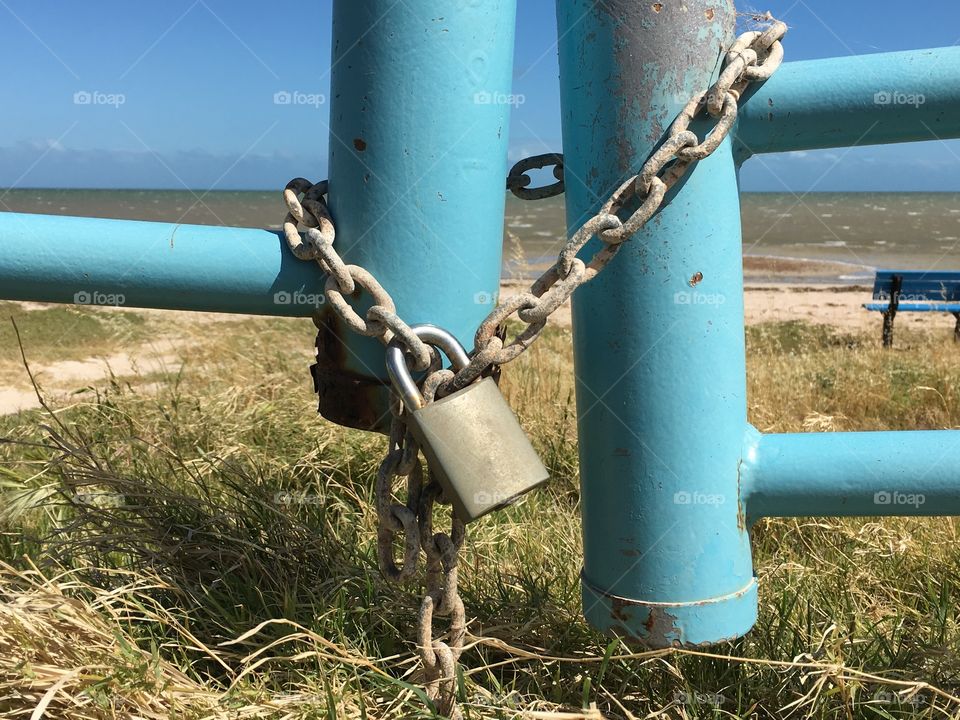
[0,0,958,191]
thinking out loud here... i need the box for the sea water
[2,189,957,282]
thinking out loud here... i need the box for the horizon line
[2,187,959,194]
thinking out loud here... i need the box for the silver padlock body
[406,377,549,522]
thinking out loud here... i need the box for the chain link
[417,483,466,718]
[506,153,565,200]
[368,377,468,718]
[280,16,786,719]
[450,17,788,395]
[282,180,433,371]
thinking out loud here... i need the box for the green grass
[1,311,959,718]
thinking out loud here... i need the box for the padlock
[385,324,549,522]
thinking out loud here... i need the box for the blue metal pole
[321,0,517,429]
[0,213,323,317]
[735,47,960,158]
[557,0,757,647]
[741,428,960,522]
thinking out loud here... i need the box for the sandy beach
[2,274,955,417]
[503,279,956,332]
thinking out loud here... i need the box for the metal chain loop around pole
[282,12,787,389]
[281,179,432,370]
[278,15,787,719]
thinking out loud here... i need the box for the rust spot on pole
[705,8,715,20]
[311,307,392,433]
[610,596,633,623]
[353,138,367,152]
[689,271,703,287]
[642,607,682,645]
[651,3,663,12]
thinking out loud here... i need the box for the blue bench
[863,270,960,346]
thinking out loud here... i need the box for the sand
[1,283,956,415]
[0,339,183,414]
[503,280,957,334]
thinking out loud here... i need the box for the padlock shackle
[385,324,471,412]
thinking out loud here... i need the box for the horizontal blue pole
[0,212,325,316]
[736,46,960,158]
[742,427,960,521]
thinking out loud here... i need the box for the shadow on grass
[0,398,423,688]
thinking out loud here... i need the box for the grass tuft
[1,313,959,717]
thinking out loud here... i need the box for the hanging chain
[415,369,466,718]
[285,183,467,717]
[280,16,786,719]
[371,368,467,718]
[376,390,466,718]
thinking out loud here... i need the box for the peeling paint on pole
[557,0,758,647]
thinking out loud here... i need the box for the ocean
[2,189,958,283]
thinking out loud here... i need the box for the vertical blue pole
[321,1,517,430]
[557,0,758,646]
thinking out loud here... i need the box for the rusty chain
[285,181,467,717]
[282,181,434,373]
[416,372,466,719]
[506,153,564,200]
[374,381,466,719]
[445,16,788,395]
[280,16,785,719]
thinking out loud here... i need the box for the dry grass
[1,312,960,718]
